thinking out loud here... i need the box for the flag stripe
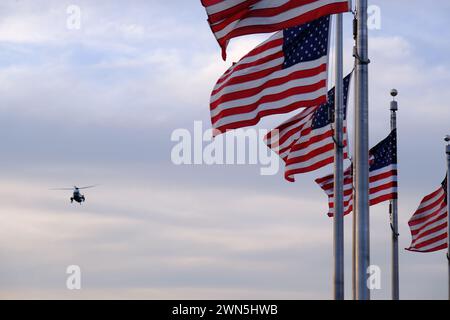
[211,65,327,111]
[213,90,326,130]
[407,177,448,253]
[201,0,351,59]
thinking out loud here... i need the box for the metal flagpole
[446,136,450,300]
[389,89,400,300]
[333,13,344,300]
[352,191,356,299]
[351,20,357,299]
[354,0,370,300]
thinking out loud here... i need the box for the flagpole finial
[445,135,450,148]
[390,89,398,98]
[390,89,398,112]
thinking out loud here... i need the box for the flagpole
[351,14,357,301]
[354,0,370,300]
[390,89,400,300]
[333,13,345,300]
[446,137,450,300]
[352,189,356,299]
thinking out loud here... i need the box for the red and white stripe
[407,183,448,253]
[211,31,329,134]
[201,0,351,60]
[264,106,348,182]
[315,165,353,216]
[315,163,398,217]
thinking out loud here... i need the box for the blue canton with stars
[282,15,330,69]
[369,129,398,171]
[311,73,352,129]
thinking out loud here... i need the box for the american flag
[200,0,351,60]
[265,73,352,182]
[211,15,331,134]
[316,129,398,217]
[407,177,448,253]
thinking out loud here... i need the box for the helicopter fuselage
[71,189,85,204]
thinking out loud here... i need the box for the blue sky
[0,0,449,299]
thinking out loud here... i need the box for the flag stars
[369,131,398,171]
[283,16,330,68]
[311,74,351,129]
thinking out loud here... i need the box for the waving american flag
[316,129,398,217]
[211,15,331,134]
[201,0,351,60]
[407,177,448,253]
[265,73,352,182]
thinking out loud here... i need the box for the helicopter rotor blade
[49,188,74,191]
[77,185,98,190]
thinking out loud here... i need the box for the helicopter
[51,185,97,204]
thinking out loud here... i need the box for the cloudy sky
[0,0,449,299]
